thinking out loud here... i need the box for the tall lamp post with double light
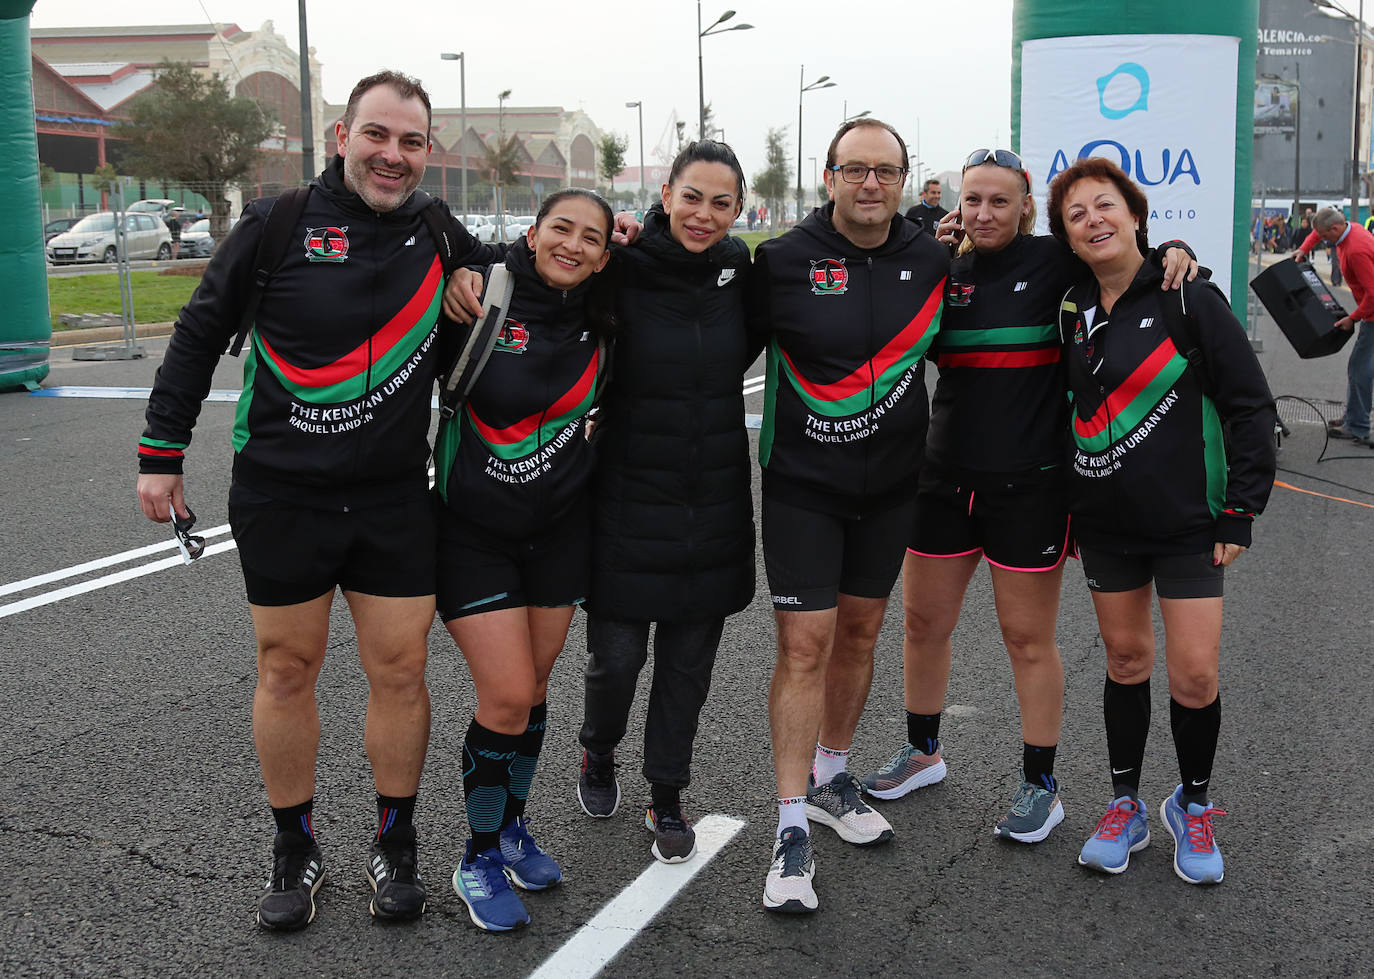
[698,3,753,140]
[626,100,645,210]
[797,66,835,225]
[439,52,467,215]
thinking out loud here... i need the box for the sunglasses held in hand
[171,506,206,564]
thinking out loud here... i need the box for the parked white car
[127,198,178,222]
[458,213,496,243]
[46,211,172,264]
[486,213,524,242]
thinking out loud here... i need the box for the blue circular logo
[1097,63,1150,120]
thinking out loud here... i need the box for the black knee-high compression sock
[506,701,547,822]
[1171,694,1221,808]
[1104,675,1151,798]
[462,719,520,853]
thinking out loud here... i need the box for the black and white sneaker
[257,831,325,931]
[645,804,697,863]
[367,825,427,920]
[578,749,621,818]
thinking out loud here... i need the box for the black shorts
[228,487,436,607]
[908,465,1070,572]
[762,494,915,612]
[436,498,591,621]
[1077,546,1224,599]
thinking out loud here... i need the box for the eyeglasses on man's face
[829,164,908,185]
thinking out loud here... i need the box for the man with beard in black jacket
[136,70,497,931]
[752,119,949,913]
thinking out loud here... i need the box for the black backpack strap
[1160,284,1215,399]
[437,263,515,419]
[227,186,311,356]
[418,198,460,275]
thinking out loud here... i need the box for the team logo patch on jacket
[946,281,975,307]
[495,319,530,354]
[304,227,349,262]
[810,258,849,295]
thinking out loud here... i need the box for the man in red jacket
[1293,207,1374,446]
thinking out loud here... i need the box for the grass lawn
[736,229,790,256]
[48,268,200,330]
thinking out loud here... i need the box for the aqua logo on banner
[1097,63,1150,119]
[1046,57,1199,192]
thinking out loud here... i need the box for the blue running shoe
[1160,785,1226,884]
[497,817,563,891]
[452,842,530,931]
[1078,796,1150,874]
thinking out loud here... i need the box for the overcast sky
[31,0,1014,192]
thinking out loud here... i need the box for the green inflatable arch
[1,0,49,391]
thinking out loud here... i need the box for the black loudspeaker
[1249,258,1353,359]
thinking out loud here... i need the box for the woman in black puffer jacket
[575,141,755,865]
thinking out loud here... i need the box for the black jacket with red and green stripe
[432,238,604,537]
[749,204,948,514]
[927,234,1076,476]
[928,235,1196,478]
[138,157,498,507]
[1059,262,1276,552]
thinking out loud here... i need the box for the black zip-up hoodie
[1059,261,1276,551]
[433,237,604,538]
[138,157,499,508]
[749,204,949,515]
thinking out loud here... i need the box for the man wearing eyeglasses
[750,118,948,913]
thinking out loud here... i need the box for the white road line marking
[29,385,242,403]
[0,539,237,619]
[527,813,746,979]
[0,525,232,598]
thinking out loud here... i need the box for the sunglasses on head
[963,148,1031,187]
[171,505,206,564]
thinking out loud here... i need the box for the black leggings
[578,615,725,789]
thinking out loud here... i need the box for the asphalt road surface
[2,293,1371,977]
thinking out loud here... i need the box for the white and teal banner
[1012,1,1259,315]
[1021,35,1238,298]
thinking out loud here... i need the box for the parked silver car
[46,211,172,264]
[178,217,237,258]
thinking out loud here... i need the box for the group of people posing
[136,69,1276,933]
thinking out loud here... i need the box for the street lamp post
[298,0,313,185]
[439,52,467,215]
[626,100,645,209]
[797,66,836,225]
[1313,0,1367,221]
[497,88,511,240]
[697,3,753,140]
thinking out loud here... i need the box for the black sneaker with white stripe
[257,831,325,931]
[367,824,427,920]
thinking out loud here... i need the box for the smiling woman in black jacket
[1049,157,1275,887]
[575,141,755,866]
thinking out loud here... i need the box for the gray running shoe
[862,741,947,799]
[805,772,894,845]
[577,749,620,818]
[762,826,817,913]
[994,778,1064,843]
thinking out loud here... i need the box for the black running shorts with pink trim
[908,463,1070,572]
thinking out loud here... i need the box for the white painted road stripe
[0,539,238,620]
[0,525,233,598]
[527,813,746,979]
